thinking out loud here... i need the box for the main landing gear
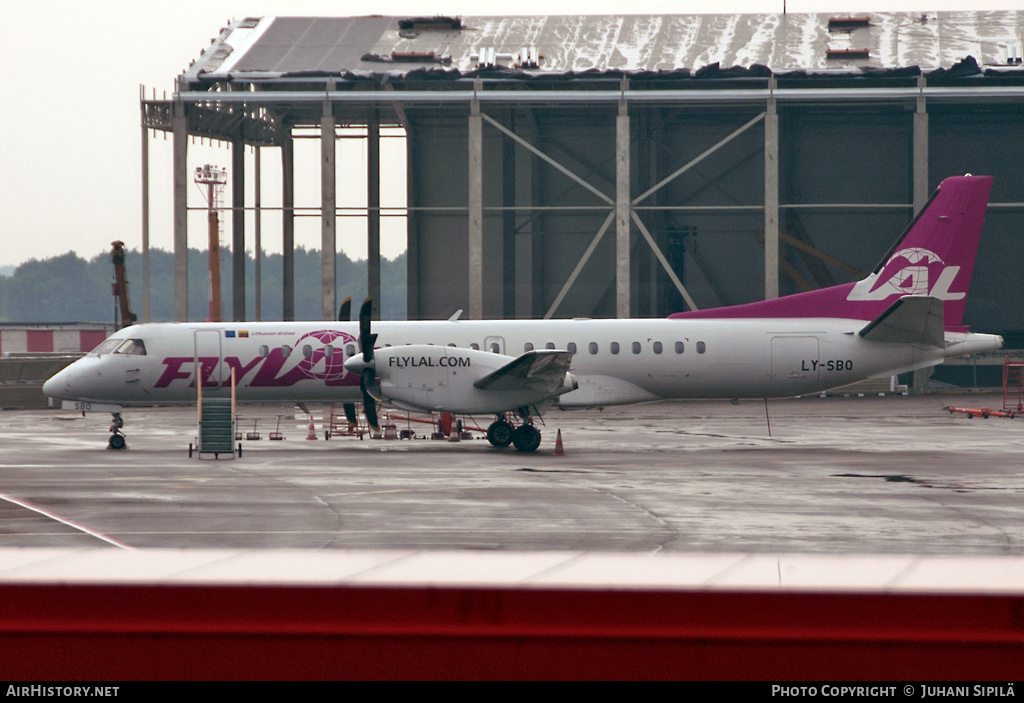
[108,413,127,450]
[486,413,542,452]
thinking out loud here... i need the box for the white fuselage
[43,317,999,411]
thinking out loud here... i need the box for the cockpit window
[90,339,124,356]
[114,339,147,355]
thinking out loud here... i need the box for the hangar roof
[183,12,1024,82]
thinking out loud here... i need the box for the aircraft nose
[42,365,72,399]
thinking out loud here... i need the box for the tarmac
[1,391,1022,557]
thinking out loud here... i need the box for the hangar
[141,12,1024,341]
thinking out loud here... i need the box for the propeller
[338,296,351,322]
[356,297,379,430]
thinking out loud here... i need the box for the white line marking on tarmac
[0,493,134,550]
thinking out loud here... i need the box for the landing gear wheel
[511,424,541,452]
[108,434,126,450]
[487,420,514,448]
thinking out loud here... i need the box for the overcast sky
[1,0,1019,269]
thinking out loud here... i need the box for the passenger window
[589,342,598,355]
[632,342,641,354]
[470,343,480,350]
[259,345,269,358]
[302,344,313,358]
[697,341,706,354]
[346,344,355,357]
[610,342,620,355]
[324,345,334,358]
[545,342,555,349]
[675,341,684,354]
[281,345,292,358]
[448,343,456,347]
[525,342,534,352]
[567,342,577,354]
[653,341,662,354]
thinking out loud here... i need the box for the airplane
[43,174,1002,452]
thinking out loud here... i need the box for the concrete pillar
[140,102,150,324]
[254,146,262,321]
[501,110,516,319]
[281,131,295,321]
[406,129,419,320]
[615,94,631,319]
[912,75,932,392]
[172,98,189,322]
[232,133,246,321]
[514,110,536,320]
[913,75,929,214]
[321,104,336,321]
[468,89,484,320]
[764,78,780,301]
[367,108,381,320]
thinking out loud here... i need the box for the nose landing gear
[108,413,127,450]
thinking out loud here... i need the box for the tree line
[0,247,407,323]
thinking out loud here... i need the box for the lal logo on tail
[846,247,964,302]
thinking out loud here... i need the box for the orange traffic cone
[553,429,564,456]
[306,415,318,440]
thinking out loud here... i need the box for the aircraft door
[193,329,226,394]
[771,336,820,384]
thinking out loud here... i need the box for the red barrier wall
[2,583,1022,680]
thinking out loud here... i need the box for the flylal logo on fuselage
[155,329,359,389]
[846,247,964,301]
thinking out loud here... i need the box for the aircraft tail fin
[669,174,992,329]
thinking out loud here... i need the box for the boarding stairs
[190,367,240,459]
[1003,356,1024,414]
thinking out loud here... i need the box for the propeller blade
[359,298,374,361]
[360,368,379,430]
[343,402,357,425]
[338,296,352,322]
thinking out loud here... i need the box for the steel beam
[177,85,1024,105]
[172,98,188,322]
[368,109,381,320]
[140,95,150,324]
[321,105,336,321]
[232,133,246,320]
[764,82,779,301]
[281,131,295,321]
[914,75,930,214]
[468,92,484,320]
[630,211,698,312]
[544,212,615,319]
[616,99,631,319]
[633,112,766,205]
[254,147,262,321]
[480,113,613,206]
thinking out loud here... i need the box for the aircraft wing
[858,295,944,347]
[473,350,574,393]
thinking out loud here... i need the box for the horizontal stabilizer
[858,295,944,347]
[473,350,574,393]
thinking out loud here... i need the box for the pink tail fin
[669,175,992,328]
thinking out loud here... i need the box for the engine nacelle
[369,345,574,415]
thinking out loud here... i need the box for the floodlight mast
[194,164,227,322]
